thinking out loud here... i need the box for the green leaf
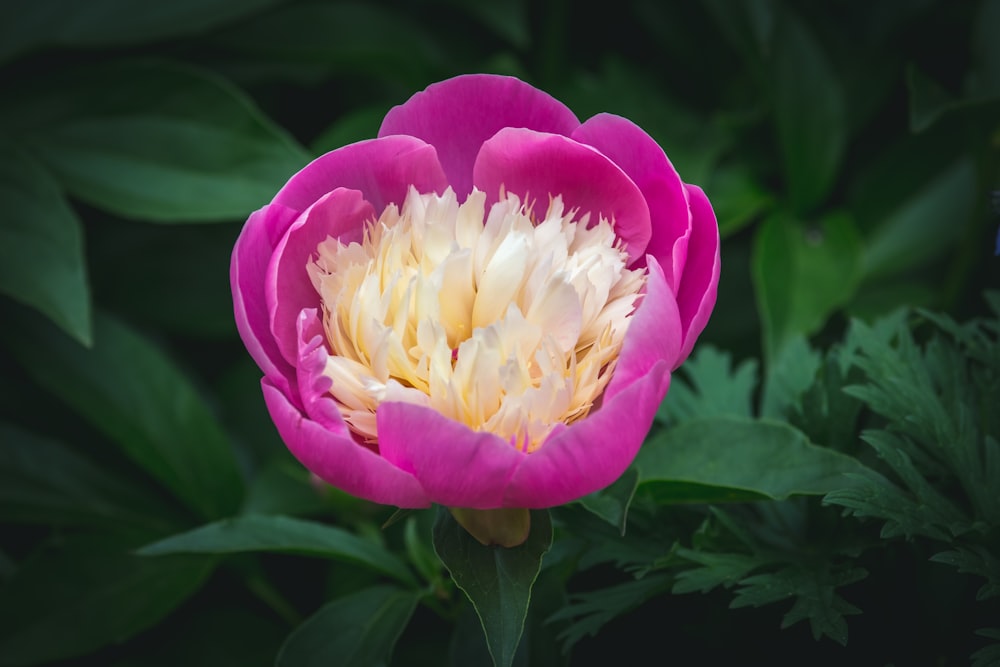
[577,467,638,535]
[769,10,847,211]
[309,106,386,156]
[930,546,1000,601]
[707,163,774,238]
[730,565,866,645]
[0,146,90,345]
[210,3,445,86]
[760,335,822,419]
[752,211,862,362]
[16,60,309,222]
[0,0,282,63]
[558,57,729,185]
[3,311,244,519]
[88,222,239,337]
[0,534,213,666]
[973,629,1000,667]
[138,514,416,586]
[860,157,976,281]
[656,345,759,424]
[671,550,761,594]
[0,422,183,531]
[548,574,672,653]
[636,417,869,503]
[109,606,286,667]
[433,507,553,667]
[276,586,418,667]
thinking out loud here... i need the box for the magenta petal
[295,308,344,431]
[572,114,691,286]
[266,188,376,366]
[473,128,652,262]
[262,378,430,508]
[504,362,670,507]
[379,74,580,199]
[271,136,448,212]
[675,185,721,366]
[231,203,300,399]
[377,402,525,509]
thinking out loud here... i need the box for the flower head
[231,74,720,511]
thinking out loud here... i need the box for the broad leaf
[433,507,552,667]
[752,211,861,362]
[0,534,213,666]
[770,10,847,211]
[276,586,419,667]
[0,0,281,62]
[635,417,868,503]
[3,311,244,519]
[16,61,309,222]
[860,157,976,281]
[138,514,416,586]
[577,467,638,535]
[0,422,183,532]
[0,146,90,345]
[210,2,445,86]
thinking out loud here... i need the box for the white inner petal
[309,186,646,452]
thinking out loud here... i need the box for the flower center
[308,187,646,452]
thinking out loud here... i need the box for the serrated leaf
[15,60,308,222]
[930,546,1000,600]
[636,417,869,503]
[0,534,213,667]
[138,514,416,586]
[973,628,1000,667]
[752,211,862,363]
[730,566,865,645]
[760,335,821,419]
[657,345,758,424]
[433,507,552,667]
[671,550,762,594]
[0,422,183,532]
[577,467,638,535]
[0,0,282,62]
[0,146,90,345]
[3,311,244,519]
[548,574,672,652]
[276,586,419,667]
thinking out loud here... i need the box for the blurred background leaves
[0,0,997,665]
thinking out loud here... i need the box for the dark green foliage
[0,0,996,665]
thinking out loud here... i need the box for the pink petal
[231,203,300,400]
[262,378,431,508]
[376,402,525,509]
[271,136,448,213]
[572,114,691,285]
[379,74,580,199]
[503,363,671,507]
[675,185,720,366]
[472,128,652,263]
[295,308,342,432]
[266,188,375,366]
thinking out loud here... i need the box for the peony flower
[231,74,719,539]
